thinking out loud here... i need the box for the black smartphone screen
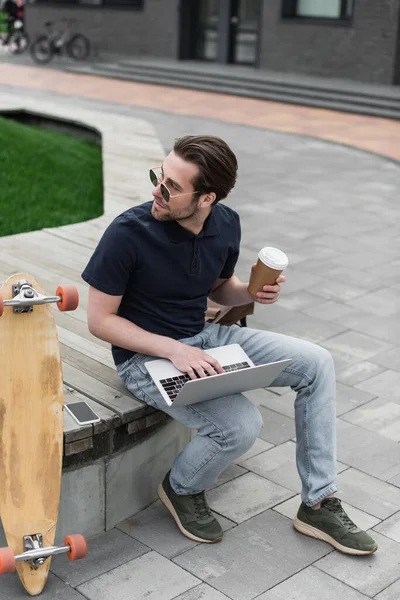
[65,402,99,423]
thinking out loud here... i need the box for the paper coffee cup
[247,247,288,298]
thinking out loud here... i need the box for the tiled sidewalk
[1,69,400,600]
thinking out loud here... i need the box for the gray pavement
[1,84,400,599]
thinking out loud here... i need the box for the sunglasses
[149,166,200,203]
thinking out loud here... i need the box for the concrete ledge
[0,108,102,145]
[56,419,191,542]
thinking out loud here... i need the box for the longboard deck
[0,274,64,596]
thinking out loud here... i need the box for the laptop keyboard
[159,362,251,401]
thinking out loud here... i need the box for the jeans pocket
[129,353,157,380]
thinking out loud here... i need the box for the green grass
[0,14,7,34]
[0,116,103,237]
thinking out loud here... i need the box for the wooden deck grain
[0,94,164,451]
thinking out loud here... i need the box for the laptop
[145,344,291,407]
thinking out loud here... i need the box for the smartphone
[64,401,101,426]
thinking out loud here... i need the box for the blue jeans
[117,323,337,506]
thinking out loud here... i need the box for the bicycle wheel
[66,34,90,60]
[30,35,53,64]
[9,32,30,54]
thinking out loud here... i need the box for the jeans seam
[179,403,228,489]
[287,365,314,501]
[305,485,338,507]
[126,373,157,407]
[284,366,313,385]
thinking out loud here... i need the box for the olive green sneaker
[294,497,378,555]
[158,471,223,543]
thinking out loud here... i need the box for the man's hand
[168,342,225,379]
[250,264,286,305]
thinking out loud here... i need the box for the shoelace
[193,493,212,519]
[323,498,357,529]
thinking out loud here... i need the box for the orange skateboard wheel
[65,534,88,561]
[0,547,16,574]
[0,294,3,317]
[56,286,79,312]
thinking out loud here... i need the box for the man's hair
[173,135,238,204]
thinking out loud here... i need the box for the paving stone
[255,565,370,599]
[338,312,400,345]
[347,288,400,317]
[375,578,400,600]
[336,360,386,386]
[248,304,303,328]
[51,528,149,587]
[355,369,400,399]
[323,331,393,361]
[243,441,348,495]
[172,584,231,599]
[335,381,377,416]
[117,500,235,559]
[269,314,347,344]
[207,472,293,523]
[302,300,359,322]
[213,463,248,488]
[255,389,296,418]
[371,346,400,372]
[309,279,370,302]
[374,511,400,544]
[269,269,323,295]
[258,406,295,445]
[322,348,361,373]
[243,387,287,409]
[0,573,86,600]
[341,398,400,441]
[316,532,400,597]
[336,420,400,481]
[173,510,331,600]
[78,551,200,600]
[273,494,380,531]
[388,473,400,488]
[275,290,326,312]
[236,437,274,464]
[336,468,400,520]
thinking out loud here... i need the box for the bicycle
[30,18,90,64]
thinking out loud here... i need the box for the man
[82,135,377,555]
[2,0,17,44]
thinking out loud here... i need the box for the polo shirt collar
[165,208,220,242]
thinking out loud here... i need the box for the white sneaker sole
[158,483,222,544]
[293,517,378,555]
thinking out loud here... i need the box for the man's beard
[152,197,201,222]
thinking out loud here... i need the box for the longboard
[0,274,87,595]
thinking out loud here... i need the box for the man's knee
[226,402,263,455]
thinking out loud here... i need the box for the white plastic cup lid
[258,247,289,270]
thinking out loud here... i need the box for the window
[31,0,144,8]
[282,0,353,21]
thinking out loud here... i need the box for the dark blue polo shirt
[82,201,241,366]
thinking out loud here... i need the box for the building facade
[26,0,400,85]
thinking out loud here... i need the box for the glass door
[229,0,260,65]
[195,0,219,61]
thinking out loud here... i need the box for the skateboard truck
[11,281,60,314]
[23,534,49,568]
[0,534,88,574]
[0,280,79,316]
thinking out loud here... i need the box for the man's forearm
[209,275,253,306]
[89,314,180,360]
